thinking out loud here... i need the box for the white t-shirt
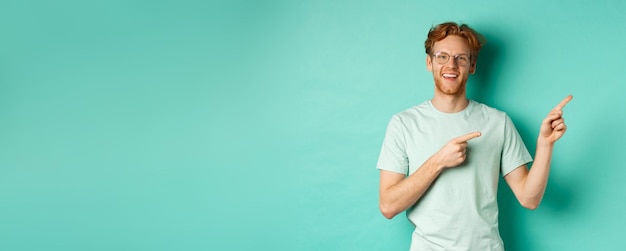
[377,100,532,251]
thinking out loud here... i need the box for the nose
[445,57,458,68]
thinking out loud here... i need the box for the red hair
[424,22,486,64]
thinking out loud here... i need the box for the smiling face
[426,35,476,97]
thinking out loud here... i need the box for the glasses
[431,51,471,66]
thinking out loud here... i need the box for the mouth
[442,73,458,80]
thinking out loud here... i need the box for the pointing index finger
[554,95,573,111]
[455,132,482,143]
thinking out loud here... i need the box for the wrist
[536,137,554,148]
[427,155,446,172]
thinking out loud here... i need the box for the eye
[436,54,449,61]
[456,55,469,63]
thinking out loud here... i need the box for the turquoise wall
[1,0,624,250]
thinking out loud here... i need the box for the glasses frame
[431,51,471,67]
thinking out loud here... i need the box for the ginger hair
[424,22,486,64]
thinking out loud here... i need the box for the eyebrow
[437,51,470,56]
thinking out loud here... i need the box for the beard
[434,76,467,96]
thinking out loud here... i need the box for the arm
[505,95,572,210]
[379,132,481,219]
[379,159,442,219]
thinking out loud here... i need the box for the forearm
[380,157,443,219]
[379,132,479,218]
[523,140,555,207]
[511,95,571,209]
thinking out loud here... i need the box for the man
[376,22,572,250]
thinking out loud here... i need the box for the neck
[431,94,469,113]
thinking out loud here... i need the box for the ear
[469,62,476,74]
[426,55,433,72]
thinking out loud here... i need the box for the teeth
[443,74,458,78]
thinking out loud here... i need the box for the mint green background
[1,0,624,250]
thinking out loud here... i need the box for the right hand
[434,132,481,168]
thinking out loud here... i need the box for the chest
[403,115,504,174]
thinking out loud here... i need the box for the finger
[551,118,564,128]
[458,141,467,148]
[455,132,481,143]
[553,95,573,111]
[546,110,562,119]
[554,123,566,131]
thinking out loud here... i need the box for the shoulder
[392,101,430,121]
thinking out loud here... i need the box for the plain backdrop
[1,0,624,250]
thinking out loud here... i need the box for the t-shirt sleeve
[376,115,409,175]
[501,115,533,176]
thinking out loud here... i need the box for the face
[426,35,476,96]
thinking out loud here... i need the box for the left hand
[539,95,572,145]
